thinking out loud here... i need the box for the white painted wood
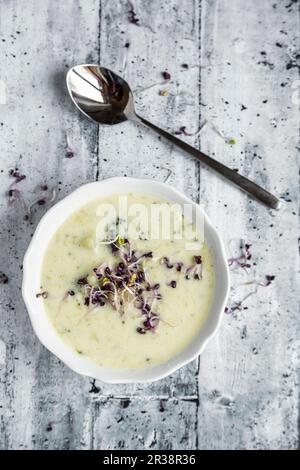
[197,0,299,450]
[0,0,100,450]
[95,0,202,399]
[92,398,197,450]
[0,0,298,450]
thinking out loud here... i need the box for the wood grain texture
[197,0,299,450]
[0,0,299,450]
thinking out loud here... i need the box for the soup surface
[41,193,215,369]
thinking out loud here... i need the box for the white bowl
[22,177,230,383]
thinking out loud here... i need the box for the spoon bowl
[66,65,134,125]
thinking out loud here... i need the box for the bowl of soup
[22,177,229,383]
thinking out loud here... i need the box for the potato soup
[40,193,215,369]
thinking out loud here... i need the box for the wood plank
[97,0,202,398]
[86,360,198,399]
[197,0,299,449]
[90,360,198,399]
[0,0,100,449]
[92,397,197,450]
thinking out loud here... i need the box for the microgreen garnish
[168,280,177,288]
[160,255,203,280]
[75,238,161,334]
[160,257,174,269]
[9,169,26,182]
[136,327,146,334]
[185,256,203,280]
[175,262,183,272]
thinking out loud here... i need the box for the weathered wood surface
[0,0,299,450]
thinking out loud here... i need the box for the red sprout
[162,71,171,80]
[142,314,160,333]
[185,256,203,280]
[128,1,140,25]
[246,275,276,288]
[137,327,146,334]
[7,169,27,211]
[75,237,162,333]
[175,262,183,272]
[9,169,26,182]
[8,187,21,202]
[8,169,57,220]
[228,242,252,270]
[225,292,255,315]
[167,280,177,288]
[160,256,173,269]
[0,272,9,284]
[27,187,58,217]
[225,275,275,316]
[174,126,194,136]
[265,275,275,285]
[65,148,75,159]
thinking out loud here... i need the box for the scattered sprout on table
[128,1,140,25]
[226,240,276,315]
[0,272,9,284]
[174,126,194,136]
[162,71,171,80]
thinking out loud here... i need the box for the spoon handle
[137,115,281,210]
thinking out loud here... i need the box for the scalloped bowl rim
[22,177,230,383]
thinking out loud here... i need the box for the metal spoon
[66,64,281,210]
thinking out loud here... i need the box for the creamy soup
[40,193,215,369]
